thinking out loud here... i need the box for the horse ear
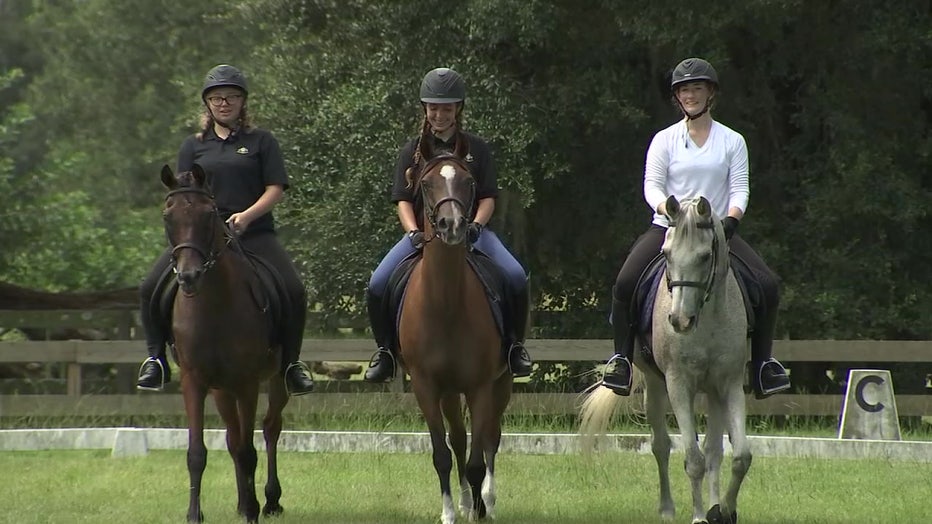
[453,132,470,160]
[665,195,680,220]
[419,133,435,162]
[160,164,177,189]
[191,163,208,188]
[697,196,711,217]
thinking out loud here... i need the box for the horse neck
[420,239,470,307]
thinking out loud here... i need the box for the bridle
[665,219,719,306]
[418,155,476,243]
[164,187,230,278]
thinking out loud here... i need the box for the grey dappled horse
[580,196,751,524]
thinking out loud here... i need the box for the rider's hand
[721,217,740,240]
[466,222,483,244]
[408,229,426,250]
[226,213,250,236]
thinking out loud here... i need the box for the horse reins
[666,219,719,305]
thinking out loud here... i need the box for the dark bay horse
[398,148,513,523]
[581,196,751,524]
[161,164,289,523]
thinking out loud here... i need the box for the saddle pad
[386,248,506,350]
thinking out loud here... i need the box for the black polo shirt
[390,131,498,226]
[177,127,289,234]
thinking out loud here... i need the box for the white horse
[580,195,751,524]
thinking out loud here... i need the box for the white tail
[578,386,623,453]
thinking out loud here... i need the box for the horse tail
[578,386,623,454]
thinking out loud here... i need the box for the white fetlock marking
[481,469,496,519]
[441,493,456,524]
[458,477,473,516]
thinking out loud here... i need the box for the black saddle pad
[631,252,759,374]
[385,248,506,351]
[152,248,286,347]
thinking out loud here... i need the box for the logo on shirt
[465,153,474,163]
[236,147,249,154]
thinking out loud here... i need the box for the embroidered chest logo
[236,147,249,154]
[465,153,474,163]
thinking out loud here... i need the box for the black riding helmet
[670,58,718,120]
[670,58,719,90]
[201,64,249,100]
[420,67,465,104]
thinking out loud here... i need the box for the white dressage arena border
[1,428,930,461]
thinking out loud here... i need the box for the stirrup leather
[136,357,166,392]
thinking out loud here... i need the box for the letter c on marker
[855,374,885,413]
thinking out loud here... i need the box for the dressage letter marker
[838,369,901,440]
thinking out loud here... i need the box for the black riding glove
[722,217,740,240]
[466,222,483,244]
[408,229,426,250]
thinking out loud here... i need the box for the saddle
[384,248,507,351]
[151,245,288,348]
[632,252,760,374]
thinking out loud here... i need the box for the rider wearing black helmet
[600,57,790,399]
[135,64,315,396]
[363,67,534,383]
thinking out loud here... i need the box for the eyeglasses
[205,94,244,107]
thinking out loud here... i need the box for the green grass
[2,449,930,523]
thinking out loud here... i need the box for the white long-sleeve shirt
[643,119,750,227]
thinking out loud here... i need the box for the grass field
[2,448,930,523]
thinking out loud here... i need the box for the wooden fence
[1,309,930,418]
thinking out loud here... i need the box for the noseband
[666,219,718,305]
[165,187,229,277]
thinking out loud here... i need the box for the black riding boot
[364,288,397,382]
[505,284,533,377]
[602,296,634,396]
[136,298,171,391]
[281,304,314,396]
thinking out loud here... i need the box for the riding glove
[467,222,483,243]
[408,229,426,250]
[722,217,740,240]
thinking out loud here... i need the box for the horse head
[160,164,225,296]
[416,152,476,246]
[661,195,728,332]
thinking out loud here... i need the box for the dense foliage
[1,0,930,344]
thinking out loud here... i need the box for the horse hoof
[263,502,284,517]
[706,504,737,524]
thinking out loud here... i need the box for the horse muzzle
[435,214,469,245]
[668,313,697,333]
[176,268,205,296]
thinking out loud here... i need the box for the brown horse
[161,164,289,523]
[398,147,513,523]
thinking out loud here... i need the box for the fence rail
[1,309,930,418]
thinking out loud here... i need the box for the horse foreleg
[182,378,209,523]
[645,375,675,521]
[666,376,705,524]
[411,376,455,524]
[703,394,726,510]
[441,393,471,518]
[715,385,751,524]
[262,376,289,517]
[233,389,261,523]
[464,380,505,521]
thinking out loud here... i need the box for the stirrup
[136,357,166,392]
[284,361,314,396]
[507,343,532,377]
[365,348,396,382]
[756,358,791,398]
[601,354,632,395]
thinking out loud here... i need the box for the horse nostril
[437,216,450,231]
